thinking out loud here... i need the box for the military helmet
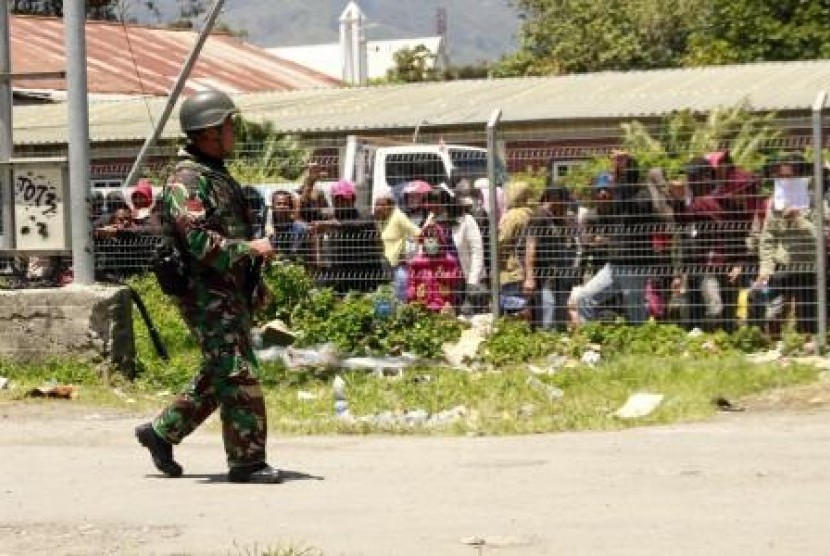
[179,90,239,133]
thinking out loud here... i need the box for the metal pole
[65,0,94,284]
[122,0,225,188]
[486,108,502,317]
[812,91,827,351]
[0,0,12,249]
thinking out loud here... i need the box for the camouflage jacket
[163,146,257,300]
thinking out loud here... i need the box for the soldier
[135,90,281,483]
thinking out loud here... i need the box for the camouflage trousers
[152,290,267,469]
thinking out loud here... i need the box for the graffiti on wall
[13,165,66,251]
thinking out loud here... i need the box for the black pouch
[151,243,189,297]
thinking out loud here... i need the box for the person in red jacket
[673,151,761,331]
[406,220,462,314]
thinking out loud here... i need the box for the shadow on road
[184,469,325,484]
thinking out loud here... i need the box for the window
[385,153,447,186]
[449,149,508,185]
[550,160,582,182]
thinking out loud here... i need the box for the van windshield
[385,153,447,186]
[449,149,507,184]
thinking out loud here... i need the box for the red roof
[10,15,340,96]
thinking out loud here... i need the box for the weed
[229,541,322,556]
[3,271,817,436]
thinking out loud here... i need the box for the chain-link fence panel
[502,111,824,341]
[3,105,828,344]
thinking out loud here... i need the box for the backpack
[150,184,190,297]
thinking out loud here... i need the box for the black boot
[228,462,282,484]
[135,423,183,478]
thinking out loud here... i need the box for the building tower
[340,2,368,85]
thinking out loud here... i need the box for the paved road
[0,403,829,555]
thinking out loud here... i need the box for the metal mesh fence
[4,108,829,342]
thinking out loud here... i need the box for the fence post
[813,92,828,351]
[486,109,502,317]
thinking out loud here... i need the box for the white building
[269,37,447,83]
[268,3,447,84]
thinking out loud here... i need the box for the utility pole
[0,0,12,249]
[65,0,94,284]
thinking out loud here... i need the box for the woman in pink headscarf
[406,220,462,314]
[129,178,162,235]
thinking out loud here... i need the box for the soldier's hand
[249,238,275,259]
[253,282,273,311]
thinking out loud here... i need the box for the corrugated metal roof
[13,59,830,146]
[10,14,340,96]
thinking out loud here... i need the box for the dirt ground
[1,380,829,556]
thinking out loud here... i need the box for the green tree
[499,0,830,75]
[164,0,246,37]
[443,62,492,81]
[385,45,441,83]
[684,0,830,65]
[228,119,309,184]
[11,0,124,18]
[620,101,780,174]
[165,0,206,28]
[563,101,780,198]
[496,0,700,76]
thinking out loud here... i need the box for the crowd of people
[246,149,822,340]
[18,146,822,340]
[88,178,165,282]
[91,178,163,239]
[522,149,821,338]
[257,166,500,316]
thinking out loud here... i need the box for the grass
[1,273,819,433]
[229,542,322,556]
[0,354,818,435]
[261,355,818,435]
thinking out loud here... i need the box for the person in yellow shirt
[374,194,421,301]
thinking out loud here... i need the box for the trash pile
[329,374,469,429]
[0,377,79,400]
[254,314,495,373]
[25,381,78,399]
[254,314,605,376]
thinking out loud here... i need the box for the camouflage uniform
[151,145,268,470]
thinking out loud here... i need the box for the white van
[340,137,507,211]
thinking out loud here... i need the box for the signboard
[12,161,68,251]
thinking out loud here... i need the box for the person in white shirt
[433,184,485,314]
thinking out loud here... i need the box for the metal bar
[1,71,66,80]
[812,91,827,351]
[342,134,358,183]
[65,0,94,284]
[122,0,226,188]
[486,108,502,317]
[0,0,11,249]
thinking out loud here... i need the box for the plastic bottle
[333,375,351,418]
[373,285,397,320]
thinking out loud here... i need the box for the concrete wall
[0,285,135,374]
